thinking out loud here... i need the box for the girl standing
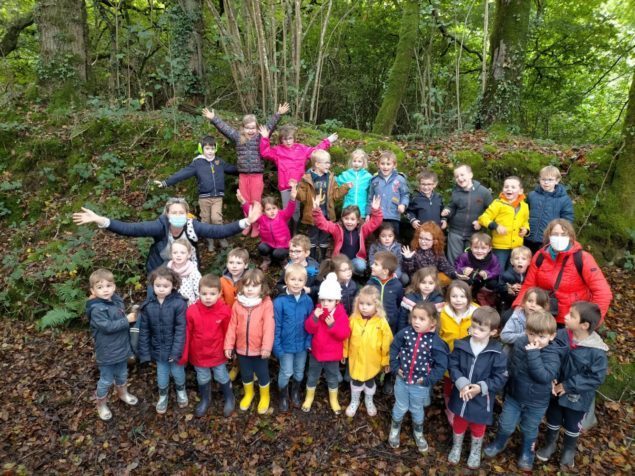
[167,239,201,306]
[336,149,373,217]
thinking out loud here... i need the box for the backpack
[535,249,585,285]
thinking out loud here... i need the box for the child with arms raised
[397,267,444,331]
[406,169,444,228]
[368,150,409,236]
[336,149,373,218]
[166,238,201,306]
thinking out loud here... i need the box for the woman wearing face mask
[512,219,612,327]
[73,197,262,273]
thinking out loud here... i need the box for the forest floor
[1,261,633,475]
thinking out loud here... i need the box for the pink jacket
[305,303,351,362]
[260,137,331,190]
[224,297,275,357]
[312,206,383,259]
[243,201,296,249]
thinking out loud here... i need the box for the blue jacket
[390,327,449,386]
[341,279,358,316]
[405,191,444,226]
[367,170,410,221]
[555,329,608,412]
[337,168,373,216]
[397,290,444,330]
[507,335,563,407]
[162,155,238,198]
[448,337,508,425]
[107,214,243,273]
[526,184,574,243]
[442,180,492,238]
[87,294,132,365]
[367,275,404,334]
[138,290,187,363]
[273,291,314,357]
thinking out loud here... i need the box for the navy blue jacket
[276,258,321,302]
[526,184,574,244]
[390,327,449,386]
[497,268,525,308]
[449,337,508,425]
[107,214,243,273]
[507,335,563,407]
[163,155,238,198]
[368,275,404,334]
[397,290,444,330]
[341,279,358,316]
[273,291,314,357]
[405,191,444,226]
[87,294,132,365]
[138,290,187,363]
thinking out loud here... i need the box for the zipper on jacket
[245,308,252,356]
[407,333,422,384]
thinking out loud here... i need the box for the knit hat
[318,272,342,300]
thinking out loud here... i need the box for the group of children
[86,106,605,471]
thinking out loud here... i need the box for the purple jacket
[455,250,502,281]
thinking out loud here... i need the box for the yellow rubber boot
[240,382,255,411]
[329,388,342,415]
[257,383,270,415]
[302,387,316,413]
[229,365,239,382]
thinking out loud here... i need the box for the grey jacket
[443,180,492,237]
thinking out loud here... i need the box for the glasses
[418,237,434,242]
[289,249,304,255]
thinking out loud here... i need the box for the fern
[38,307,77,330]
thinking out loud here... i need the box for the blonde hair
[239,114,257,144]
[89,269,115,288]
[311,149,330,165]
[470,232,492,247]
[349,148,368,168]
[378,150,397,164]
[289,234,311,252]
[540,165,562,180]
[163,197,190,215]
[284,263,308,283]
[169,238,193,256]
[511,246,532,260]
[228,247,249,264]
[352,285,386,320]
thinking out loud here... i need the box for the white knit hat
[318,272,342,300]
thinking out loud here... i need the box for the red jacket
[179,300,231,367]
[243,201,296,249]
[312,206,383,259]
[305,303,351,362]
[513,242,612,324]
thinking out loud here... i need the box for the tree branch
[430,6,482,62]
[0,12,35,58]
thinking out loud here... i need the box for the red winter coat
[305,303,351,362]
[243,200,296,249]
[179,299,231,367]
[513,242,612,325]
[312,206,383,259]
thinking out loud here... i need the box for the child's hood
[574,331,609,352]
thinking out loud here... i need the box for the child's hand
[304,286,311,294]
[384,365,391,374]
[126,312,137,323]
[327,133,338,143]
[225,350,233,359]
[460,384,481,401]
[236,189,246,205]
[398,369,404,378]
[371,195,381,211]
[496,225,507,235]
[324,314,335,327]
[247,202,263,224]
[512,283,522,293]
[519,227,529,237]
[261,350,271,359]
[288,178,298,188]
[258,125,270,138]
[553,383,566,396]
[312,190,325,209]
[341,358,346,365]
[202,107,215,120]
[314,307,324,318]
[411,219,421,229]
[346,182,354,189]
[277,102,290,115]
[478,270,488,280]
[401,245,415,259]
[525,341,540,351]
[441,208,450,217]
[472,220,481,230]
[153,180,164,188]
[397,204,406,214]
[440,220,447,230]
[462,267,474,276]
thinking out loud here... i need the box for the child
[455,232,502,305]
[497,245,532,317]
[447,307,508,469]
[87,269,138,420]
[138,267,188,414]
[336,148,373,217]
[203,103,289,236]
[500,287,550,345]
[369,223,407,285]
[154,136,238,251]
[259,124,337,233]
[237,181,298,271]
[402,221,457,283]
[441,164,493,266]
[220,247,249,308]
[275,234,320,300]
[397,267,445,331]
[368,251,404,336]
[484,310,560,471]
[312,192,383,275]
[224,269,275,415]
[179,274,235,418]
[303,273,352,414]
[405,169,444,228]
[388,302,449,452]
[478,175,530,269]
[297,149,351,260]
[367,150,409,236]
[536,302,608,469]
[166,238,201,306]
[319,255,359,315]
[273,264,314,411]
[526,165,574,254]
[344,286,393,417]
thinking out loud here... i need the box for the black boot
[279,384,289,412]
[559,433,579,469]
[195,382,211,418]
[220,381,235,417]
[290,379,302,407]
[383,373,394,395]
[536,427,560,462]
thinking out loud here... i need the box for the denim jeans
[96,360,128,398]
[306,355,340,389]
[391,375,429,425]
[351,257,367,275]
[278,351,307,387]
[493,248,511,271]
[498,395,548,442]
[156,361,186,389]
[194,364,230,385]
[237,355,270,386]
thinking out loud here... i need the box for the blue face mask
[169,216,187,228]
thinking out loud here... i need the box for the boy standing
[368,151,410,237]
[406,170,444,228]
[86,269,138,420]
[275,234,321,300]
[441,164,493,266]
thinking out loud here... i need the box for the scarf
[237,294,262,308]
[498,192,526,208]
[167,259,197,278]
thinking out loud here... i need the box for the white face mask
[549,235,570,251]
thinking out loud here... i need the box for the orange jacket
[220,275,238,307]
[224,297,275,357]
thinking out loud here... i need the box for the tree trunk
[34,0,88,99]
[479,0,531,129]
[372,0,419,135]
[177,0,205,102]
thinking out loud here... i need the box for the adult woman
[402,221,457,285]
[513,219,612,325]
[73,197,262,273]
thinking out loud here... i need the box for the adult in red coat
[513,219,612,326]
